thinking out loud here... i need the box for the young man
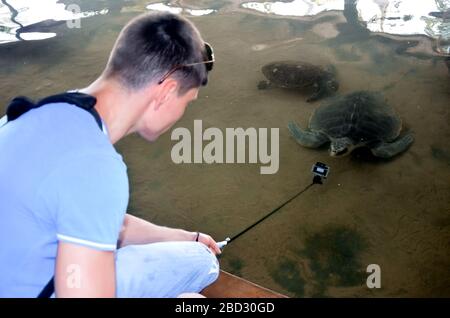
[0,12,220,298]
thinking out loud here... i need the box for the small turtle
[287,91,414,158]
[257,61,339,102]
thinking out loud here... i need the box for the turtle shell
[309,91,402,144]
[261,61,329,89]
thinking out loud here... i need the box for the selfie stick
[217,238,231,249]
[218,162,329,250]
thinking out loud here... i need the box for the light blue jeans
[115,241,220,298]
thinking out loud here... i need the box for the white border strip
[57,234,116,251]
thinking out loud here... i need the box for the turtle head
[325,78,339,93]
[330,138,353,157]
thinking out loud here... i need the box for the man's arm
[118,214,221,254]
[55,242,116,297]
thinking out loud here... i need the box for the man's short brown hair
[105,12,208,94]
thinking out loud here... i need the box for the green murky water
[0,0,449,297]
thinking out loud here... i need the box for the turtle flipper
[288,122,328,148]
[371,134,414,158]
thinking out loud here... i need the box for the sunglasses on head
[158,42,215,85]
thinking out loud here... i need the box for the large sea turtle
[257,61,339,102]
[287,91,414,158]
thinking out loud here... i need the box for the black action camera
[312,162,329,184]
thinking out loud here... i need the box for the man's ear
[154,79,178,111]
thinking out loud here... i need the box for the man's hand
[197,232,221,255]
[55,241,116,297]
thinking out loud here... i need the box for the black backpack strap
[37,92,102,129]
[5,92,102,130]
[6,96,36,121]
[37,276,54,298]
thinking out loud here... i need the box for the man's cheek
[176,104,187,120]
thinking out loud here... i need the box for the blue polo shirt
[0,102,129,297]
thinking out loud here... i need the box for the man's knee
[188,243,220,291]
[115,242,220,297]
